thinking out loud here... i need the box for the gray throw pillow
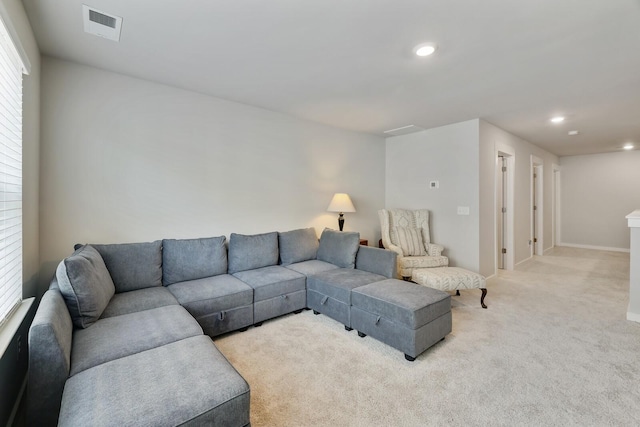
[92,241,163,293]
[316,228,360,269]
[56,245,115,329]
[228,232,278,274]
[278,228,318,265]
[162,236,227,285]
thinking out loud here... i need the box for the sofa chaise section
[29,241,251,427]
[70,304,203,375]
[59,335,250,427]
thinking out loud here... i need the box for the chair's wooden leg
[480,288,487,309]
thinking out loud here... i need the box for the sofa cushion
[71,305,203,376]
[285,259,339,276]
[307,268,386,304]
[228,231,279,274]
[56,245,115,329]
[162,236,227,286]
[316,228,359,269]
[168,274,253,318]
[391,226,427,256]
[93,241,163,292]
[101,287,179,319]
[233,265,306,302]
[278,228,318,265]
[59,336,250,427]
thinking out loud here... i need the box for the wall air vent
[383,125,426,137]
[82,5,123,42]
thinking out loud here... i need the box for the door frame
[495,145,515,271]
[553,163,561,247]
[531,155,544,256]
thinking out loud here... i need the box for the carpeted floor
[214,247,640,426]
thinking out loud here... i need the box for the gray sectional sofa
[28,228,408,426]
[28,227,453,425]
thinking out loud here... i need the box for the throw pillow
[316,228,359,269]
[278,228,319,265]
[92,241,163,292]
[56,245,115,328]
[162,236,227,285]
[228,232,279,274]
[392,226,427,256]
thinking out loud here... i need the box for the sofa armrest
[28,289,73,427]
[427,243,444,257]
[355,246,398,278]
[382,241,404,258]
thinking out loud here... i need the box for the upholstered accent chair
[378,209,449,280]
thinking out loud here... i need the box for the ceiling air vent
[82,5,123,42]
[383,125,426,137]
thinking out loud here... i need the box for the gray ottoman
[351,279,452,361]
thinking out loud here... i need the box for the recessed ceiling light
[623,143,634,150]
[414,43,437,57]
[550,116,565,124]
[568,130,579,136]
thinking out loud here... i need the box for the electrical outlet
[429,180,439,189]
[457,206,470,215]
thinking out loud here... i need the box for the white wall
[479,121,558,271]
[385,119,558,278]
[559,151,640,250]
[385,120,480,272]
[39,57,385,279]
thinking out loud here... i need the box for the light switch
[457,206,470,215]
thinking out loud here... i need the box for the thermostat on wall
[429,180,439,189]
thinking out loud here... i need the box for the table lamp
[327,193,356,231]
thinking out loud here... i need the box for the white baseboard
[557,242,630,253]
[627,312,640,323]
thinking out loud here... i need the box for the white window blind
[0,16,23,328]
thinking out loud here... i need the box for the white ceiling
[22,0,640,156]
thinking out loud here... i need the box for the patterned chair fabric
[378,209,449,279]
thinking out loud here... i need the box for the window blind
[0,16,23,328]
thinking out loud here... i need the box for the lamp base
[338,213,345,231]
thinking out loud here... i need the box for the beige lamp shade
[327,193,355,231]
[327,193,356,213]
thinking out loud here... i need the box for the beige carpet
[215,247,640,426]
